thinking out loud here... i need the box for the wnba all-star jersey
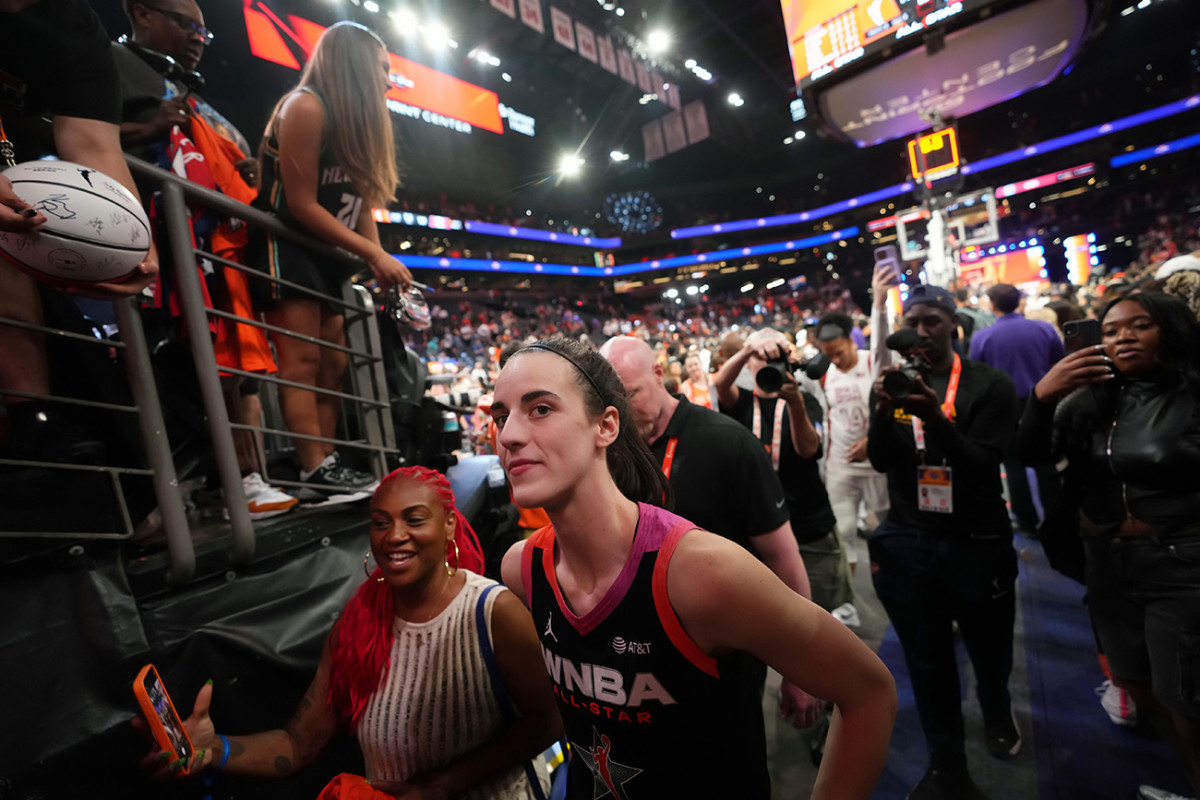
[522,504,770,799]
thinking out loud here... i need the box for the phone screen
[142,667,192,762]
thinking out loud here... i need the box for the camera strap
[911,353,962,455]
[752,396,786,471]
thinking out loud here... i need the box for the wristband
[216,734,231,771]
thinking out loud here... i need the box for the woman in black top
[1018,291,1200,797]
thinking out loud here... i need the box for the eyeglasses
[139,4,214,44]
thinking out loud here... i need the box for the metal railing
[0,156,400,584]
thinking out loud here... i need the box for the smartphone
[133,664,194,773]
[1063,318,1102,354]
[873,246,903,285]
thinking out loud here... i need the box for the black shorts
[247,229,353,311]
[1084,532,1200,718]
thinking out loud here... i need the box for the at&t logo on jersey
[611,636,652,655]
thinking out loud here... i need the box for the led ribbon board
[243,2,503,134]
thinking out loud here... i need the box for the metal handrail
[125,156,376,276]
[140,156,400,571]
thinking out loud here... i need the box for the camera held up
[756,352,832,393]
[881,328,932,399]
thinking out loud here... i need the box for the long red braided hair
[327,466,485,729]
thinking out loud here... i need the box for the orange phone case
[133,663,194,774]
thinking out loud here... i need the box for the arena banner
[684,100,710,145]
[643,118,666,162]
[662,110,687,154]
[575,22,598,62]
[598,36,618,74]
[816,0,1088,146]
[618,48,637,85]
[519,0,544,33]
[242,4,503,134]
[550,6,576,50]
[490,0,516,18]
[635,62,652,94]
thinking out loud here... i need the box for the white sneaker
[831,602,861,628]
[1096,679,1137,727]
[1138,785,1194,800]
[242,472,299,520]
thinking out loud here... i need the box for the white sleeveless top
[823,350,878,475]
[357,570,540,800]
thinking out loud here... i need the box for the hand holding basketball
[0,174,47,233]
[0,160,153,288]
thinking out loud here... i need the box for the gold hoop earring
[445,539,459,577]
[364,552,386,582]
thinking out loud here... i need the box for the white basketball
[0,160,151,285]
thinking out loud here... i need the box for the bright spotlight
[558,154,585,177]
[390,7,418,32]
[609,150,630,162]
[685,59,697,69]
[362,0,379,12]
[647,29,670,53]
[424,22,451,49]
[727,92,744,107]
[615,7,624,15]
[685,285,699,296]
[794,130,806,140]
[740,282,754,293]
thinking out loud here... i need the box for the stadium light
[610,150,630,162]
[728,92,744,107]
[363,0,379,12]
[423,22,452,49]
[558,154,585,177]
[647,30,670,54]
[390,7,418,33]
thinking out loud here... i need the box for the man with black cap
[969,283,1064,536]
[867,283,1021,800]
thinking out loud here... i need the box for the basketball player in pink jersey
[491,335,896,799]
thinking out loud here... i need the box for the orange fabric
[486,418,550,528]
[680,378,713,409]
[315,773,393,800]
[187,112,276,375]
[652,524,720,678]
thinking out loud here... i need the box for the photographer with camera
[867,284,1020,800]
[714,329,855,620]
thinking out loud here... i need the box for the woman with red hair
[147,466,561,798]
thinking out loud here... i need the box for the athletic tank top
[522,503,770,799]
[255,88,365,233]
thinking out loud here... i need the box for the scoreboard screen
[907,127,960,181]
[781,0,994,88]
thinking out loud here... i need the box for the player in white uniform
[816,263,899,575]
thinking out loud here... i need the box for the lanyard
[912,353,962,453]
[660,437,679,479]
[752,396,786,471]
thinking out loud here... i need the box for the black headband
[523,343,607,405]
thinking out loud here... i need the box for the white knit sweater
[357,570,541,800]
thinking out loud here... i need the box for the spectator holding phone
[1017,292,1200,800]
[141,466,561,799]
